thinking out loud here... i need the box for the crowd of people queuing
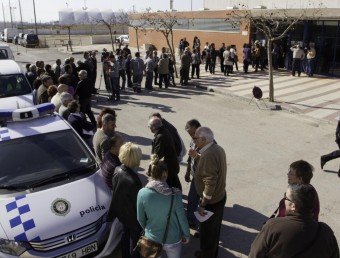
[176,36,317,83]
[23,36,338,258]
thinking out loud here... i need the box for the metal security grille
[29,218,102,251]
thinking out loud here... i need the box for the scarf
[145,180,180,196]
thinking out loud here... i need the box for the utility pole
[2,3,7,28]
[33,0,38,35]
[18,0,23,32]
[170,0,173,10]
[9,0,13,28]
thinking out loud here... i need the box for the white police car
[0,103,122,257]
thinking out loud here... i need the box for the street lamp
[9,0,13,28]
[32,0,38,35]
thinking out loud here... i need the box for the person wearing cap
[75,70,96,127]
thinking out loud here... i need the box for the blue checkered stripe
[0,128,10,141]
[5,195,41,242]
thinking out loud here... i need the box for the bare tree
[90,11,117,52]
[141,9,182,77]
[118,11,146,52]
[227,4,324,102]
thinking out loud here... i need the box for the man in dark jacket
[148,117,181,190]
[180,50,192,86]
[249,184,339,258]
[149,112,182,159]
[75,70,96,127]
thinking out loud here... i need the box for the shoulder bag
[135,189,175,258]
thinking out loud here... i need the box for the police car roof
[1,114,71,141]
[0,60,22,74]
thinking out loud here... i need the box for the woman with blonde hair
[137,154,190,258]
[108,142,143,258]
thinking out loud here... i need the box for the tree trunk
[267,39,274,102]
[108,26,115,52]
[169,30,178,78]
[68,27,73,52]
[135,28,140,52]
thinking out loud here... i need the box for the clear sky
[1,0,204,23]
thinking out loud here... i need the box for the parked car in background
[4,28,18,43]
[22,33,39,48]
[18,32,25,45]
[13,35,19,45]
[117,35,129,44]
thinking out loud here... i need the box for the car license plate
[57,242,98,258]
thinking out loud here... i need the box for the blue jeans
[187,178,200,224]
[307,58,315,76]
[162,240,182,258]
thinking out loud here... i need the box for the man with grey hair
[26,64,37,86]
[93,113,116,165]
[193,126,226,258]
[249,184,339,258]
[51,84,68,112]
[75,70,96,127]
[148,116,181,189]
[59,92,73,120]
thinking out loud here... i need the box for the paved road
[10,43,340,257]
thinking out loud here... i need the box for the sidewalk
[61,43,340,124]
[192,67,340,124]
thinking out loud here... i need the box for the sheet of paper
[194,210,214,223]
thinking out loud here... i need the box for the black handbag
[136,189,174,258]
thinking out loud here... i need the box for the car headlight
[0,238,30,256]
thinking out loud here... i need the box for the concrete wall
[129,10,250,57]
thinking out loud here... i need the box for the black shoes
[321,157,326,169]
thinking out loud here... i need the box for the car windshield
[0,74,32,97]
[0,129,96,188]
